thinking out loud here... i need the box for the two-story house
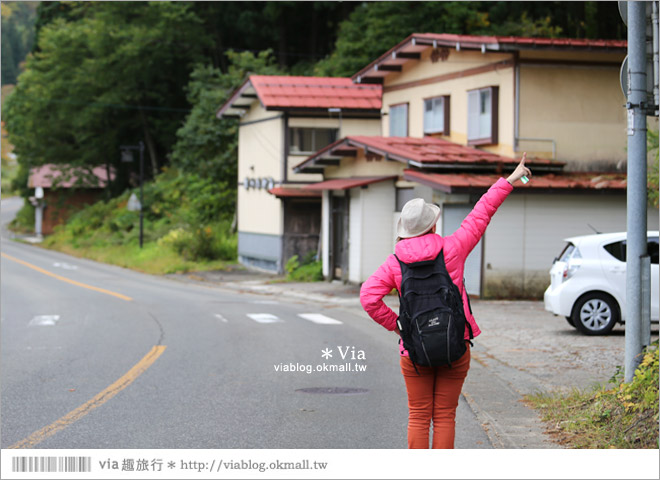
[293,33,659,297]
[217,75,381,273]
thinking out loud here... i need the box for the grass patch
[40,240,233,275]
[282,253,323,282]
[1,161,19,198]
[32,168,238,275]
[526,341,659,448]
[8,201,35,234]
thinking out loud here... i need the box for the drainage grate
[295,387,369,395]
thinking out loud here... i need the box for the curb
[168,274,365,307]
[462,351,561,449]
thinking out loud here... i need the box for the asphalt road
[0,198,491,449]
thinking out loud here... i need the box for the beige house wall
[287,117,381,182]
[237,104,284,236]
[324,150,405,178]
[381,48,516,158]
[385,49,512,88]
[519,64,627,166]
[518,50,624,63]
[379,46,627,165]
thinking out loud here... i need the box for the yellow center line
[1,252,132,301]
[9,345,167,449]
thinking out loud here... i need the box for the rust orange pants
[399,345,471,449]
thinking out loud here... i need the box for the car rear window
[603,240,626,262]
[648,237,659,264]
[604,237,659,263]
[557,243,576,262]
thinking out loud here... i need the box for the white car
[544,231,659,335]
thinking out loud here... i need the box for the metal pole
[625,1,648,383]
[641,254,651,347]
[35,204,43,237]
[139,141,144,249]
[652,1,659,110]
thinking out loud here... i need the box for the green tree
[315,1,494,77]
[170,50,283,209]
[314,1,624,77]
[190,1,356,74]
[3,2,209,196]
[1,1,38,85]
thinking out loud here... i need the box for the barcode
[12,456,92,473]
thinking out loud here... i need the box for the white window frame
[423,95,449,135]
[288,127,338,154]
[389,103,408,137]
[467,86,498,145]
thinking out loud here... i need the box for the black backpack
[395,250,473,369]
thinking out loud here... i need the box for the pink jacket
[359,177,513,355]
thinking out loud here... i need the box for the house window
[389,103,408,137]
[396,187,415,212]
[289,128,338,154]
[423,96,450,135]
[467,86,498,145]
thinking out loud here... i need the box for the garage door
[442,204,483,296]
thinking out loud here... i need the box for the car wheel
[565,316,576,328]
[572,293,619,335]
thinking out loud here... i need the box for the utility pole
[139,141,144,249]
[120,141,146,248]
[624,1,648,383]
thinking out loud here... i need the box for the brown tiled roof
[268,187,321,198]
[294,136,562,173]
[404,169,627,193]
[354,33,626,84]
[217,75,381,117]
[306,176,398,191]
[28,164,113,189]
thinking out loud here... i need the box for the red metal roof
[404,170,627,194]
[414,33,627,50]
[268,187,321,198]
[217,75,381,117]
[28,164,113,189]
[349,136,518,165]
[294,136,561,173]
[354,33,626,83]
[306,176,398,191]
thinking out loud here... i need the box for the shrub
[158,221,236,262]
[528,341,659,448]
[9,202,35,233]
[285,254,323,282]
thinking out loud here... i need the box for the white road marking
[298,313,343,325]
[246,313,282,323]
[53,262,78,270]
[29,315,60,326]
[214,313,228,323]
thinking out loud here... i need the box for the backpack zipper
[446,314,452,366]
[416,318,433,365]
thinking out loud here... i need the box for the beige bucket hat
[396,198,441,239]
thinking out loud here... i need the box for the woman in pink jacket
[359,154,531,449]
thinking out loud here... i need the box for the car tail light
[562,248,582,281]
[562,261,581,281]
